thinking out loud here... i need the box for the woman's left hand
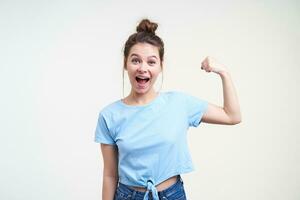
[201,56,228,75]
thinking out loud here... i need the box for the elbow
[223,108,242,125]
[230,115,242,125]
[231,119,242,125]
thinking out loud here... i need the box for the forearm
[219,71,242,123]
[102,175,119,200]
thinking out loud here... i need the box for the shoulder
[160,90,189,106]
[164,89,185,97]
[97,99,121,119]
[164,90,207,106]
[164,90,189,100]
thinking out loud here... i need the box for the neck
[126,89,159,105]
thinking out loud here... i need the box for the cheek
[125,60,134,69]
[127,70,136,81]
[152,68,162,75]
[126,63,139,71]
[125,65,134,74]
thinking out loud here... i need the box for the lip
[135,77,150,89]
[136,75,151,79]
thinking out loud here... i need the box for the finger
[204,67,210,72]
[203,62,209,70]
[201,61,205,69]
[201,62,205,70]
[204,59,210,68]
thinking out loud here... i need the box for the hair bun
[136,19,158,34]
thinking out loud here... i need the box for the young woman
[95,18,242,200]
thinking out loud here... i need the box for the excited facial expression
[125,42,162,94]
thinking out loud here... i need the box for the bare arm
[100,143,119,200]
[201,56,242,125]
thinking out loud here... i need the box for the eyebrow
[130,53,158,59]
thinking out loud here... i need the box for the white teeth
[136,76,150,80]
[136,76,149,79]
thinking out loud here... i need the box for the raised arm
[200,56,242,125]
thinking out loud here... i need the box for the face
[125,42,162,94]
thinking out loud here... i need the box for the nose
[138,63,148,72]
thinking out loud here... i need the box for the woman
[95,18,242,200]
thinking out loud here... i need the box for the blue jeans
[114,175,187,200]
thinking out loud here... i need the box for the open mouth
[135,77,150,84]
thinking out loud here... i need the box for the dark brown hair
[123,18,164,69]
[122,18,165,97]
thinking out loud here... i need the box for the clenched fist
[201,56,228,75]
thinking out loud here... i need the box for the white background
[1,0,299,199]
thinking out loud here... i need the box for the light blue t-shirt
[94,90,208,200]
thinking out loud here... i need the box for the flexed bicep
[202,103,240,125]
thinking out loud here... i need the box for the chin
[134,86,152,94]
[134,89,148,94]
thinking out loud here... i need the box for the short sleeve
[183,92,208,127]
[94,112,116,145]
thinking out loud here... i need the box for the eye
[131,58,140,64]
[148,60,156,65]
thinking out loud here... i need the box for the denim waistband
[116,175,183,199]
